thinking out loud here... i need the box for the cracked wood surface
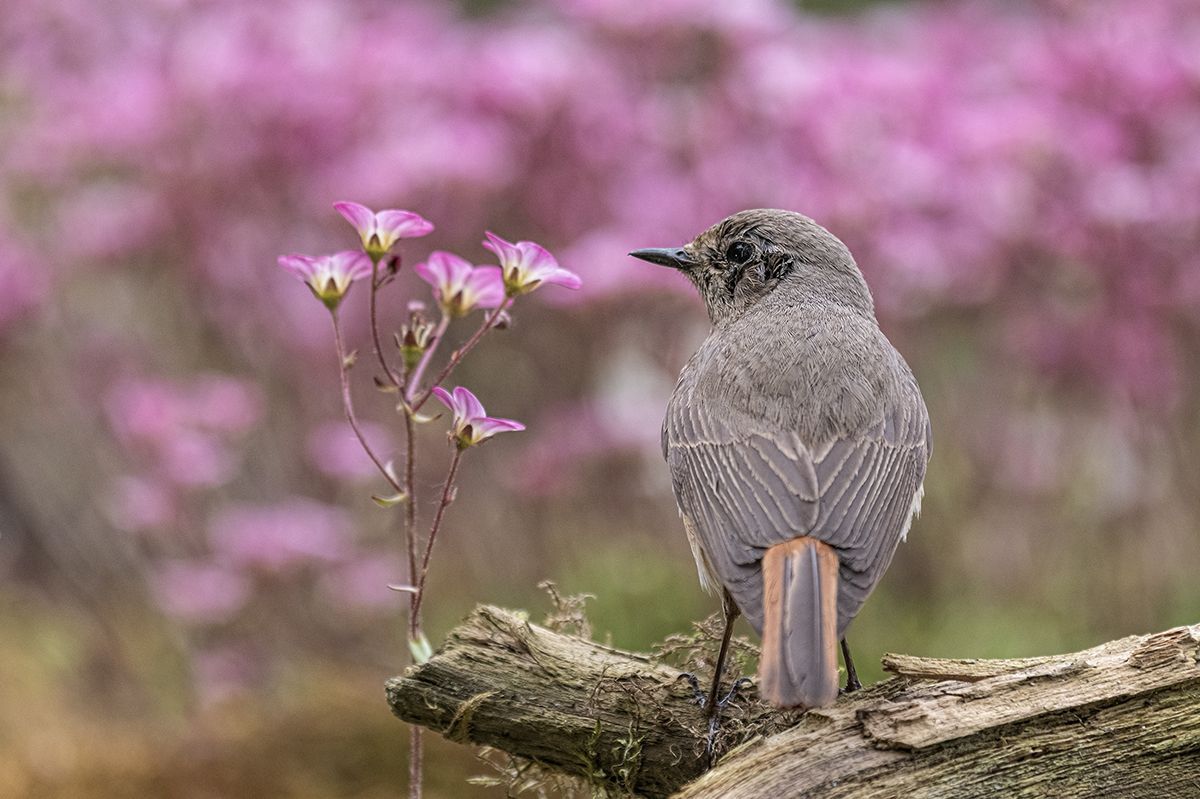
[386,607,1200,798]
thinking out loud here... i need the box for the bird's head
[630,209,874,325]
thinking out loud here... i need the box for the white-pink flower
[277,250,372,309]
[414,250,505,317]
[482,232,582,296]
[334,201,433,258]
[431,386,525,448]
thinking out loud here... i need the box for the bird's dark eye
[725,241,753,264]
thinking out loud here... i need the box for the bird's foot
[675,672,753,763]
[701,677,752,764]
[674,673,750,710]
[674,672,707,707]
[717,676,752,707]
[840,673,863,695]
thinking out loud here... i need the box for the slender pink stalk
[369,257,403,388]
[409,729,423,799]
[399,322,424,799]
[403,410,419,633]
[331,312,403,494]
[411,300,511,412]
[404,314,450,402]
[410,447,463,623]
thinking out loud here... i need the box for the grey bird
[630,209,931,717]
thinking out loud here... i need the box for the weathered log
[384,605,756,797]
[386,606,1200,798]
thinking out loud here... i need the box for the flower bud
[396,310,435,370]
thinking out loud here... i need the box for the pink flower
[431,386,525,448]
[277,251,372,309]
[152,560,251,625]
[189,375,263,433]
[160,429,238,487]
[414,250,505,317]
[333,201,433,258]
[482,232,582,296]
[209,498,352,571]
[105,475,176,532]
[306,420,393,480]
[320,555,406,611]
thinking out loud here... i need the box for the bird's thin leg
[840,637,862,693]
[706,591,740,715]
[704,590,740,758]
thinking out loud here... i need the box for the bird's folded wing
[664,384,929,634]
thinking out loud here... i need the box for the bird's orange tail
[759,537,840,708]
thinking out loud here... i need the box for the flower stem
[336,265,423,799]
[402,361,423,799]
[404,314,450,403]
[410,446,463,623]
[369,256,403,388]
[411,300,511,412]
[403,409,419,635]
[331,311,403,494]
[409,729,423,799]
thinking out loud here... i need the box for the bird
[630,209,931,720]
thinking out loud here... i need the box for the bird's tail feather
[758,537,840,708]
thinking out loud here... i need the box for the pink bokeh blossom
[306,420,394,480]
[152,560,251,625]
[320,555,407,610]
[105,375,261,491]
[105,475,177,532]
[208,498,352,571]
[6,0,1197,399]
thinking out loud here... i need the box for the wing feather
[664,378,929,636]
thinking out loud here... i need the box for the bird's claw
[701,676,751,764]
[718,676,752,708]
[674,672,706,707]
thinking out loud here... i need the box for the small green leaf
[409,632,433,665]
[371,491,408,508]
[373,375,399,393]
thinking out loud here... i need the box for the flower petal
[482,231,522,268]
[377,209,433,240]
[451,385,487,422]
[463,266,506,308]
[277,253,318,281]
[544,266,583,290]
[420,250,473,294]
[329,250,373,281]
[333,201,375,237]
[514,241,559,279]
[431,386,459,417]
[413,258,448,294]
[473,417,525,441]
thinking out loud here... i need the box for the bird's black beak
[629,247,695,271]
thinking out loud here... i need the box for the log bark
[385,606,1200,798]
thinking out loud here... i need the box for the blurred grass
[0,589,502,799]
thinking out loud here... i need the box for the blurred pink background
[2,0,1199,795]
